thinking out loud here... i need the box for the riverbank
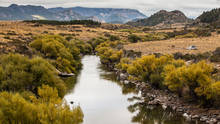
[95,39,220,123]
[113,67,220,124]
[65,55,198,124]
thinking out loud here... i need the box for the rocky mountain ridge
[0,4,147,24]
[127,10,193,27]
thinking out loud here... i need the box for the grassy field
[0,21,131,42]
[1,21,220,56]
[124,33,220,55]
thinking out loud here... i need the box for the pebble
[200,116,209,122]
[124,80,129,84]
[192,115,199,119]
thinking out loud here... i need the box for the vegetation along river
[64,55,199,124]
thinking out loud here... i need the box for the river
[64,55,199,124]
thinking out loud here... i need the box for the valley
[0,4,220,124]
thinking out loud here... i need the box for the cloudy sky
[0,0,220,18]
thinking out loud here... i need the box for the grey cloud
[0,0,219,18]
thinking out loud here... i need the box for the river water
[64,56,198,124]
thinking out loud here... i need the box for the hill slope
[127,10,192,27]
[195,8,220,28]
[0,4,58,20]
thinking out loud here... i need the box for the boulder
[119,73,127,80]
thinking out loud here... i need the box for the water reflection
[127,97,191,124]
[65,56,198,124]
[101,61,198,124]
[99,67,138,95]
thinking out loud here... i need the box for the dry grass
[0,21,124,42]
[1,21,220,56]
[0,21,130,55]
[124,34,220,55]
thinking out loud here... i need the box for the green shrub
[210,47,220,62]
[88,37,107,50]
[194,28,211,37]
[0,54,67,97]
[30,35,81,73]
[211,81,220,105]
[175,32,198,38]
[144,32,169,41]
[69,39,93,54]
[109,35,120,41]
[24,20,101,27]
[217,30,220,34]
[128,34,141,43]
[96,41,124,64]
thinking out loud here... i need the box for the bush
[96,41,124,64]
[211,82,220,105]
[163,61,214,100]
[126,55,175,88]
[0,85,83,124]
[109,35,120,41]
[88,37,107,50]
[210,47,220,62]
[30,35,81,73]
[194,28,211,37]
[0,54,67,97]
[175,32,198,38]
[116,58,132,72]
[144,32,169,41]
[69,39,93,55]
[217,30,220,34]
[128,34,141,43]
[24,20,101,27]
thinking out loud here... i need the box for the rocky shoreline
[112,67,220,124]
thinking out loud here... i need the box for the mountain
[0,4,147,24]
[127,10,192,27]
[0,4,58,20]
[195,8,220,27]
[49,7,147,24]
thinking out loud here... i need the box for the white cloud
[0,0,220,18]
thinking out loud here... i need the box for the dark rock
[119,73,127,80]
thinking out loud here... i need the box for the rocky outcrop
[127,10,193,27]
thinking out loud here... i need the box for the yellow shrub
[164,61,214,99]
[0,85,83,124]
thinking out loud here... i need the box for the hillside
[0,4,146,24]
[0,4,58,20]
[195,8,220,28]
[127,10,192,27]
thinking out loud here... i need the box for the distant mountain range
[0,4,147,24]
